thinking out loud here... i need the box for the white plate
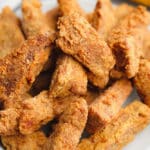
[0,0,150,150]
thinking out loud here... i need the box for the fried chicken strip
[58,0,85,16]
[134,59,150,107]
[87,79,133,134]
[49,54,87,98]
[0,7,24,58]
[77,101,150,150]
[108,6,149,78]
[1,131,47,150]
[57,13,115,88]
[90,0,116,39]
[43,97,88,150]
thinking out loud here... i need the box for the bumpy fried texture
[49,54,87,98]
[1,131,47,150]
[46,7,59,31]
[110,69,125,79]
[91,0,116,39]
[58,0,85,16]
[115,3,134,21]
[22,0,52,37]
[77,101,150,150]
[43,97,88,150]
[57,13,115,88]
[134,59,150,106]
[19,91,53,135]
[108,6,149,78]
[0,7,24,58]
[87,79,133,134]
[0,34,51,102]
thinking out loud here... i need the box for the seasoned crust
[57,13,115,88]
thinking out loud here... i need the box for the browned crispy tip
[43,97,88,150]
[134,59,150,107]
[86,78,133,134]
[108,6,149,78]
[1,131,47,150]
[77,101,150,150]
[57,0,85,16]
[49,54,87,98]
[57,13,115,89]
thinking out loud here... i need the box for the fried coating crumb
[134,59,150,107]
[43,97,88,150]
[77,101,150,150]
[87,79,133,134]
[49,54,87,98]
[0,7,24,58]
[108,6,149,78]
[1,131,47,150]
[57,13,115,88]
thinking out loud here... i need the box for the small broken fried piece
[49,54,87,98]
[58,0,85,16]
[1,131,47,150]
[77,101,150,150]
[0,7,24,58]
[134,59,150,107]
[0,34,51,102]
[108,6,149,78]
[91,0,116,39]
[43,97,88,150]
[57,13,115,88]
[22,0,53,37]
[86,79,133,134]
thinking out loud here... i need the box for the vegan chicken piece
[0,7,24,58]
[77,101,150,150]
[91,0,116,39]
[87,79,133,134]
[49,54,87,98]
[43,97,88,150]
[134,59,150,107]
[57,13,115,88]
[1,131,47,150]
[108,6,149,78]
[58,0,85,16]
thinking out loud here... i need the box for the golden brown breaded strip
[1,131,47,150]
[86,79,133,134]
[134,59,150,106]
[22,0,53,37]
[0,7,24,58]
[43,97,88,150]
[114,3,134,21]
[0,34,51,102]
[91,0,116,39]
[108,6,149,78]
[77,101,150,150]
[57,13,115,88]
[58,0,85,16]
[49,54,87,98]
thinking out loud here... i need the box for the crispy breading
[86,79,133,134]
[0,34,51,102]
[49,54,87,98]
[22,0,53,37]
[115,3,134,21]
[1,131,47,150]
[108,6,149,78]
[77,101,150,150]
[0,7,24,58]
[46,7,59,32]
[91,0,116,39]
[57,0,85,16]
[134,59,150,106]
[110,69,125,79]
[43,97,88,150]
[57,13,115,88]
